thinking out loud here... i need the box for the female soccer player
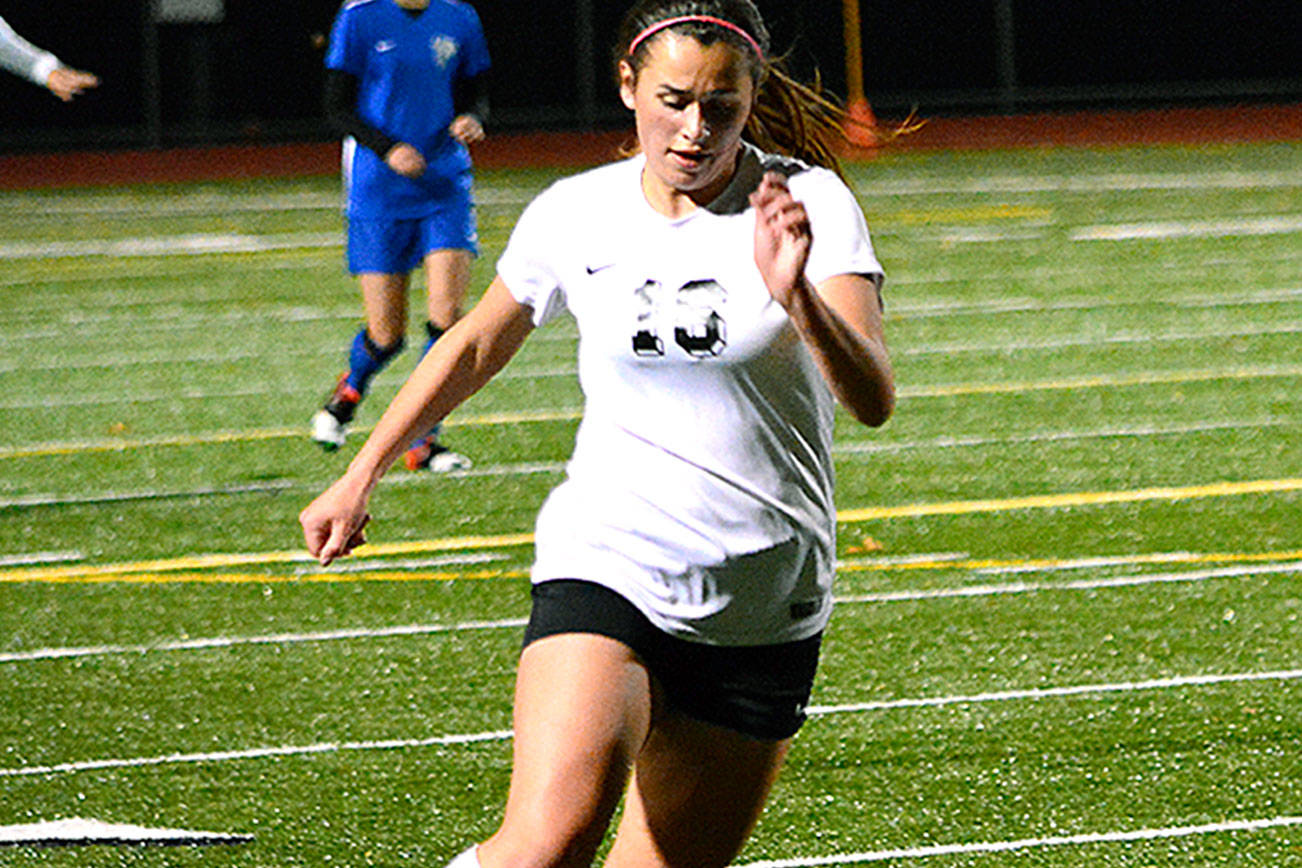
[300,1,894,865]
[310,0,490,472]
[0,14,98,101]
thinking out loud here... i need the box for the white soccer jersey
[0,15,60,86]
[498,143,883,646]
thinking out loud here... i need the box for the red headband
[627,15,765,62]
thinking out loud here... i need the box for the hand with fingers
[449,113,484,145]
[749,171,813,309]
[385,142,428,179]
[299,475,372,566]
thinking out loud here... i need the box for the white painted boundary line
[1075,214,1302,241]
[0,618,528,664]
[0,817,253,847]
[0,550,83,567]
[0,231,341,261]
[836,417,1294,456]
[3,667,1297,778]
[6,365,1299,461]
[806,668,1302,716]
[736,816,1302,867]
[2,418,1289,507]
[0,730,516,778]
[5,207,1300,262]
[835,561,1302,603]
[6,558,1295,663]
[3,169,1294,219]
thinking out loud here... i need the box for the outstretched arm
[750,171,894,427]
[300,278,535,564]
[0,14,97,100]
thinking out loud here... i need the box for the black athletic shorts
[523,579,822,741]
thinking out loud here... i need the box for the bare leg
[422,248,473,332]
[604,715,789,868]
[477,634,656,868]
[358,271,410,347]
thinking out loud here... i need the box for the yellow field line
[5,365,1298,460]
[2,478,1298,585]
[0,532,534,583]
[837,477,1302,522]
[18,550,1302,586]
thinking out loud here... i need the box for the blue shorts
[346,199,478,275]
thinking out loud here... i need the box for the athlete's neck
[393,0,429,10]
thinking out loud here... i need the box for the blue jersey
[327,0,491,218]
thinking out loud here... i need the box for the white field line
[851,171,1302,196]
[2,169,1294,219]
[1074,214,1302,241]
[0,256,336,291]
[887,286,1302,319]
[2,667,1298,778]
[896,320,1302,357]
[5,365,1299,461]
[930,213,1302,245]
[1,418,1288,509]
[0,817,254,846]
[5,210,1292,263]
[735,816,1302,867]
[0,617,528,664]
[5,558,1295,663]
[0,332,577,374]
[0,461,566,508]
[4,207,1300,262]
[0,186,539,218]
[835,417,1295,456]
[805,668,1302,716]
[0,232,341,260]
[0,550,83,567]
[834,561,1302,604]
[0,368,581,410]
[290,553,506,575]
[6,313,1299,369]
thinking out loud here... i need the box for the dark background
[2,0,1300,154]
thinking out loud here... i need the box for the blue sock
[345,328,405,395]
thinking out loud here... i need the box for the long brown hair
[615,0,850,179]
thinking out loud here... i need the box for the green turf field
[1,140,1299,866]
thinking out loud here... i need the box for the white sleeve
[496,190,570,327]
[0,15,61,86]
[796,169,884,288]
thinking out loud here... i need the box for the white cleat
[310,409,348,451]
[427,447,473,473]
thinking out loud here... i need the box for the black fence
[2,0,1300,154]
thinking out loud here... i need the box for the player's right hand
[385,143,427,179]
[299,476,372,566]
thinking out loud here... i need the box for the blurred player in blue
[311,0,490,472]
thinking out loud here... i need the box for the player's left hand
[46,67,99,102]
[449,114,485,145]
[750,171,812,309]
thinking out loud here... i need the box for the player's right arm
[300,279,536,564]
[0,14,97,99]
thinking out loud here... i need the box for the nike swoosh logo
[586,264,614,274]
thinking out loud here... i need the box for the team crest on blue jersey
[430,35,459,68]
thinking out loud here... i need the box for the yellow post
[843,0,879,147]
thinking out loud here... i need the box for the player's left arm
[751,171,894,427]
[449,71,489,144]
